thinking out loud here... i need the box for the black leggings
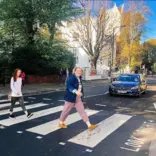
[10,97,27,112]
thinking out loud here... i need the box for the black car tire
[136,93,141,98]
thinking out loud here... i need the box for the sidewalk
[0,79,109,99]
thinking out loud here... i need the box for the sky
[113,0,156,42]
[75,0,156,42]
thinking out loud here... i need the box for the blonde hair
[72,67,83,74]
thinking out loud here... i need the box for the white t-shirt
[76,76,82,92]
[10,77,22,97]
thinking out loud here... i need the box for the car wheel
[136,92,141,98]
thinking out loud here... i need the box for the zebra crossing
[0,98,134,149]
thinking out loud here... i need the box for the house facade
[60,3,124,80]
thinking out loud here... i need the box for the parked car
[109,74,147,97]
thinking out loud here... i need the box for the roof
[120,74,142,76]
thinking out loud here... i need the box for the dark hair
[13,68,21,82]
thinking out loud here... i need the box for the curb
[0,88,65,100]
[0,78,109,100]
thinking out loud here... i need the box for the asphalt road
[0,77,156,156]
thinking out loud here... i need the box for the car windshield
[117,75,140,82]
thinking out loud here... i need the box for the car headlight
[131,86,139,89]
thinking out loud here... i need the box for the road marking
[43,98,51,101]
[85,93,105,98]
[0,124,5,129]
[104,91,109,95]
[153,103,156,109]
[118,107,131,110]
[0,103,48,115]
[36,136,43,139]
[95,104,106,107]
[59,142,66,146]
[17,131,23,134]
[120,147,140,152]
[0,100,10,103]
[0,105,63,126]
[144,110,156,113]
[26,109,99,135]
[0,101,28,109]
[149,120,155,123]
[58,100,65,102]
[28,97,36,99]
[86,149,93,152]
[68,114,132,148]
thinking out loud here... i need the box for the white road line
[0,101,28,109]
[118,107,131,110]
[68,114,132,148]
[86,149,93,152]
[28,97,36,99]
[36,136,43,139]
[85,93,105,98]
[120,147,140,152]
[95,104,106,107]
[59,142,66,146]
[0,100,10,103]
[26,109,99,135]
[144,110,156,113]
[58,100,65,102]
[0,103,48,115]
[43,98,51,101]
[0,105,63,126]
[104,91,109,95]
[153,103,156,110]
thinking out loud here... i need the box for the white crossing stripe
[26,109,99,135]
[0,100,10,103]
[0,103,47,115]
[95,104,106,107]
[0,105,63,126]
[68,114,132,148]
[43,98,51,100]
[0,102,28,109]
[28,97,36,99]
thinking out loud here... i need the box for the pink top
[21,72,25,81]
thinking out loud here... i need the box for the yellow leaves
[38,24,50,39]
[146,39,156,46]
[118,38,143,68]
[120,43,129,57]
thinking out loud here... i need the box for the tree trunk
[26,19,35,45]
[90,58,97,75]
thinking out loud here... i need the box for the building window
[72,48,79,64]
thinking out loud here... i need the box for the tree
[0,0,82,45]
[117,35,143,71]
[66,2,122,74]
[0,0,81,75]
[142,39,156,70]
[153,63,156,73]
[116,0,150,72]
